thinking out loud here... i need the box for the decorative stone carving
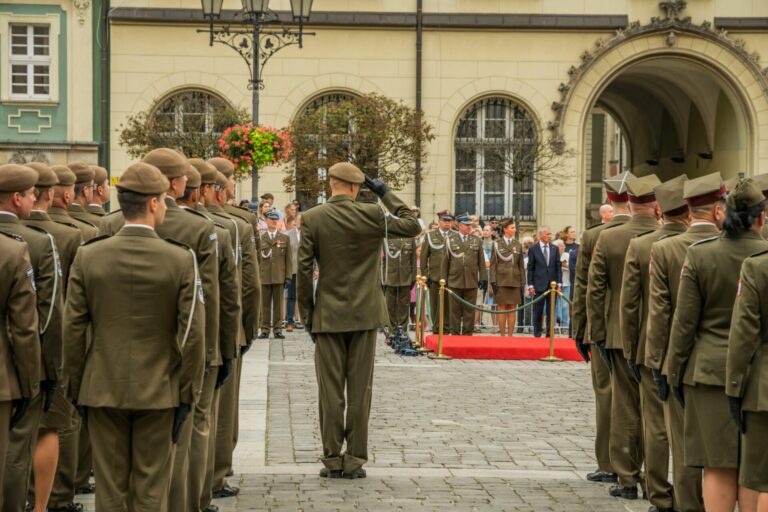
[73,0,90,25]
[660,0,687,21]
[666,31,677,47]
[7,150,50,164]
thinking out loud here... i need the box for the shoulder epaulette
[213,222,227,231]
[0,230,24,242]
[602,222,624,231]
[82,234,110,246]
[634,229,657,239]
[105,209,122,216]
[163,237,193,252]
[690,236,719,247]
[24,224,51,236]
[586,223,603,231]
[181,207,213,222]
[72,217,97,229]
[53,220,80,230]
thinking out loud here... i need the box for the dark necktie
[544,245,549,265]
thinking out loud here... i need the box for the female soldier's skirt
[684,383,739,469]
[494,286,521,305]
[740,411,768,491]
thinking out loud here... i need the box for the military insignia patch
[26,266,36,291]
[737,278,742,296]
[196,278,205,305]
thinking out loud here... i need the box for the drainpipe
[100,0,110,170]
[415,0,423,207]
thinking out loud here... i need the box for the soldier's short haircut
[0,189,29,205]
[33,186,51,200]
[118,190,159,220]
[74,182,89,198]
[689,202,721,219]
[180,187,196,202]
[723,200,765,236]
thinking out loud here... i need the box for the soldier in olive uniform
[441,214,485,335]
[489,218,526,337]
[382,236,417,338]
[572,177,630,484]
[420,212,453,331]
[0,229,42,509]
[0,164,62,512]
[298,163,420,478]
[619,175,689,512]
[48,165,98,243]
[259,210,291,339]
[87,165,109,217]
[666,179,767,512]
[645,173,727,512]
[66,162,102,231]
[588,174,661,499]
[63,162,205,511]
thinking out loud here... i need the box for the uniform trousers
[213,356,240,491]
[168,392,195,511]
[0,401,11,508]
[2,392,43,512]
[384,285,411,332]
[448,287,476,335]
[188,367,217,511]
[589,344,614,473]
[608,349,643,488]
[639,366,673,509]
[428,281,450,332]
[201,388,220,509]
[315,330,376,474]
[89,407,175,512]
[74,423,93,489]
[663,392,704,512]
[261,283,284,334]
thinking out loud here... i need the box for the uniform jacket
[619,223,686,363]
[644,223,720,373]
[441,232,485,289]
[50,206,98,242]
[526,242,563,293]
[420,230,451,282]
[86,204,106,217]
[69,203,103,229]
[298,192,421,333]
[382,237,417,287]
[259,231,291,285]
[490,238,526,287]
[587,215,659,349]
[0,234,42,401]
[571,216,630,343]
[667,230,768,388]
[63,226,205,408]
[24,210,83,289]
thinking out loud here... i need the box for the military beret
[683,172,726,206]
[142,148,188,179]
[604,171,635,202]
[726,178,764,210]
[50,165,77,187]
[90,165,109,185]
[207,157,235,178]
[626,174,661,203]
[456,213,472,225]
[68,161,95,184]
[751,173,768,198]
[184,165,202,189]
[0,164,39,192]
[26,162,58,188]
[215,171,228,189]
[117,162,169,195]
[188,158,218,185]
[653,175,688,215]
[328,162,365,184]
[264,209,280,220]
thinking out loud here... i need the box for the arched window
[454,98,536,220]
[153,89,233,136]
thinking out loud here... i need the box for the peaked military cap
[328,162,365,184]
[0,164,38,192]
[751,173,768,198]
[653,174,688,215]
[626,174,661,203]
[184,164,202,189]
[142,148,188,179]
[726,178,764,210]
[683,172,726,206]
[51,165,76,186]
[68,161,96,184]
[117,162,169,195]
[437,210,454,221]
[90,165,109,185]
[207,157,235,178]
[456,213,472,225]
[215,171,228,189]
[264,209,280,220]
[188,158,217,185]
[27,162,58,188]
[604,171,635,202]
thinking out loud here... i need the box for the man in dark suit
[526,226,562,337]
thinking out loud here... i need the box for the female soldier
[667,178,768,512]
[489,218,526,337]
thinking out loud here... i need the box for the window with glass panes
[454,98,536,220]
[153,90,230,134]
[10,24,51,99]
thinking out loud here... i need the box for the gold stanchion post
[414,274,422,349]
[418,276,431,353]
[429,279,452,360]
[540,281,563,362]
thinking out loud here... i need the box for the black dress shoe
[48,504,84,512]
[226,468,234,477]
[343,468,367,479]
[609,484,638,499]
[648,507,674,512]
[212,484,240,498]
[75,482,96,494]
[319,468,343,478]
[274,332,285,339]
[586,470,618,483]
[257,332,269,339]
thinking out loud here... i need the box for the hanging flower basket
[217,124,292,180]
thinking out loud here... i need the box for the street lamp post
[200,0,314,200]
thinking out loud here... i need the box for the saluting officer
[258,210,291,339]
[489,218,526,337]
[588,173,661,500]
[66,162,101,233]
[0,164,61,512]
[420,212,453,330]
[572,175,630,485]
[382,236,417,339]
[87,165,110,218]
[666,179,767,511]
[619,175,688,512]
[0,230,42,508]
[441,214,485,335]
[63,162,205,511]
[645,173,726,512]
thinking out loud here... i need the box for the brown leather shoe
[286,324,294,332]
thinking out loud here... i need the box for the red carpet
[424,334,582,361]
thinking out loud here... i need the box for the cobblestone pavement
[75,331,652,511]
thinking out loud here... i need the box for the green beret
[604,171,635,201]
[142,148,188,179]
[653,175,688,215]
[188,158,217,185]
[626,174,661,203]
[215,171,228,189]
[207,157,234,178]
[726,178,765,210]
[68,161,95,184]
[328,162,365,184]
[90,165,109,186]
[50,165,76,186]
[184,165,202,189]
[117,162,169,195]
[25,162,58,188]
[0,164,39,192]
[683,172,725,206]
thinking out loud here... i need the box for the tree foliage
[285,93,435,201]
